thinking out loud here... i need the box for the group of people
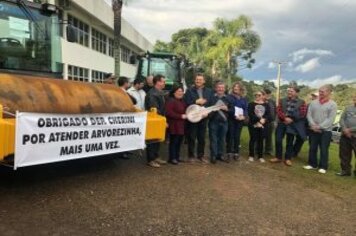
[105,73,356,177]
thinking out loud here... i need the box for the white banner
[15,112,147,169]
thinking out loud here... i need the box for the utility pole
[272,61,287,106]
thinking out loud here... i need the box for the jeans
[249,126,265,159]
[146,142,160,162]
[226,120,244,154]
[275,123,304,160]
[339,135,356,174]
[308,131,332,169]
[169,134,184,161]
[264,122,275,154]
[187,119,208,158]
[209,121,228,161]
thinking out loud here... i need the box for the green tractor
[133,52,188,91]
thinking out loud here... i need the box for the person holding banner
[145,74,167,168]
[247,90,271,163]
[165,85,187,165]
[226,81,248,161]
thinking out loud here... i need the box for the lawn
[238,127,356,181]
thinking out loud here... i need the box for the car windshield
[0,1,62,73]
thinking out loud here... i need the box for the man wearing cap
[311,91,319,101]
[336,94,356,176]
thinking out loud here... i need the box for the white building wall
[57,0,153,81]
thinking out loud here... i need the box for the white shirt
[127,86,146,110]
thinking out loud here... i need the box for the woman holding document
[226,82,248,161]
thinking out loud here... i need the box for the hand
[196,98,207,105]
[236,115,245,121]
[284,117,293,124]
[202,111,209,118]
[181,114,187,119]
[166,123,169,128]
[311,125,321,133]
[343,128,352,138]
[220,105,228,111]
[260,118,266,124]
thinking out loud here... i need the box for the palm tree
[112,0,123,78]
[205,16,261,87]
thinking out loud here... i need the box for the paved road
[0,149,355,235]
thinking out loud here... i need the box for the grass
[238,127,356,184]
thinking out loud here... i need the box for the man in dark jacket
[270,85,307,166]
[184,73,213,163]
[145,74,167,167]
[263,88,277,155]
[208,81,233,163]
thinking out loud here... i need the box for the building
[35,0,153,83]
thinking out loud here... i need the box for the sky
[121,0,356,87]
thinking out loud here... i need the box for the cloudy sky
[121,0,356,87]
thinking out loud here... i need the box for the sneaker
[147,161,160,168]
[318,169,326,174]
[248,157,254,162]
[220,156,230,163]
[187,157,196,163]
[198,157,210,164]
[169,159,178,165]
[270,157,282,163]
[155,158,167,165]
[233,153,240,161]
[259,158,266,163]
[284,160,292,166]
[303,165,317,170]
[335,171,351,177]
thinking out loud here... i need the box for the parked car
[331,124,342,143]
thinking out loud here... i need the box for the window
[67,65,89,82]
[67,15,89,47]
[92,28,107,54]
[92,70,106,83]
[121,45,130,63]
[108,38,114,57]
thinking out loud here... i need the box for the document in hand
[234,107,244,117]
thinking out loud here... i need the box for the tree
[112,0,123,78]
[153,40,171,53]
[204,16,261,87]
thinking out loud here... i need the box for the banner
[15,112,147,169]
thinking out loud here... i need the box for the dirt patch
[0,147,355,235]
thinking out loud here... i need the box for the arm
[248,103,260,124]
[165,100,184,120]
[183,88,195,106]
[276,100,286,121]
[339,108,347,130]
[293,101,307,121]
[307,103,316,126]
[243,98,249,117]
[263,103,272,123]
